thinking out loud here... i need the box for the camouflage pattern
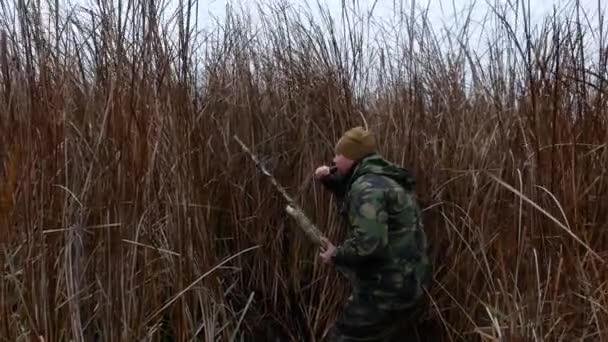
[328,293,427,341]
[321,153,432,341]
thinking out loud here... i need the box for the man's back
[336,154,432,312]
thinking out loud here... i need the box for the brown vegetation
[1,0,607,340]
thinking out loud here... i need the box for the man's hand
[314,165,331,180]
[319,237,337,264]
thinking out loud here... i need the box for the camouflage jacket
[322,153,432,311]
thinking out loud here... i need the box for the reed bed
[1,0,607,340]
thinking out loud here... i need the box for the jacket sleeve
[333,185,389,266]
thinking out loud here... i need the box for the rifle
[233,135,325,247]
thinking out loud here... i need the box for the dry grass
[1,0,607,340]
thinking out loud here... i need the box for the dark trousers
[326,293,427,342]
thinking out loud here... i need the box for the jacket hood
[348,153,416,191]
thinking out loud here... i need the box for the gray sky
[197,0,603,27]
[55,0,603,47]
[181,0,604,65]
[190,0,604,53]
[43,0,602,70]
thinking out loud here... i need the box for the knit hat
[334,126,376,160]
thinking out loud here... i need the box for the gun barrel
[234,135,324,246]
[233,135,295,203]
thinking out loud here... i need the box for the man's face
[332,154,354,175]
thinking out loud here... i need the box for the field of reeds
[1,0,607,340]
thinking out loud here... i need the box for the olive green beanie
[334,126,376,160]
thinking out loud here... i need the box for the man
[314,126,432,341]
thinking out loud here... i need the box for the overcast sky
[183,0,604,59]
[196,0,603,27]
[41,0,602,64]
[191,0,604,49]
[53,0,603,45]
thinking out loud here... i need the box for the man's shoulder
[349,173,404,195]
[349,173,387,194]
